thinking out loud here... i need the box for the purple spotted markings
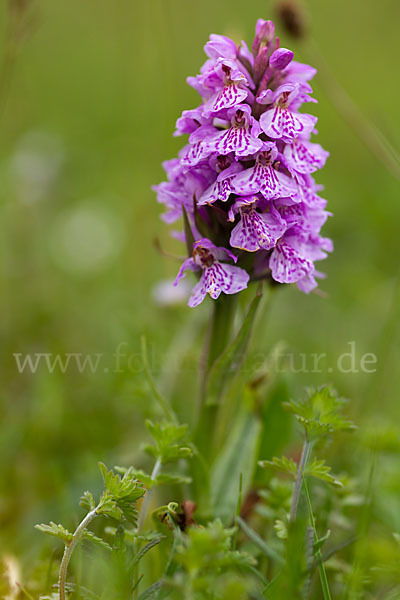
[175,240,249,307]
[154,18,332,306]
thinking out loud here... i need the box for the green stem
[58,508,98,600]
[137,458,162,533]
[301,470,332,600]
[206,293,238,371]
[195,294,238,461]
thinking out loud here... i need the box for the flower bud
[270,47,294,70]
[252,19,276,55]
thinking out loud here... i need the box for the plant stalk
[137,458,162,533]
[195,294,238,461]
[58,508,98,600]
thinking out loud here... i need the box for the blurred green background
[1,0,400,577]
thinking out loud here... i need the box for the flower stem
[58,508,98,600]
[195,294,238,461]
[206,293,238,371]
[137,458,162,533]
[289,438,313,523]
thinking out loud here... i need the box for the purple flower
[229,196,286,252]
[175,239,249,307]
[269,230,314,284]
[259,83,317,143]
[269,48,293,71]
[230,146,297,199]
[192,105,263,159]
[154,18,333,305]
[283,138,329,174]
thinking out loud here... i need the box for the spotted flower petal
[269,234,314,283]
[230,202,287,252]
[284,138,329,174]
[260,105,317,143]
[231,150,297,200]
[188,262,250,307]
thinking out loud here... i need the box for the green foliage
[116,467,191,488]
[143,420,193,464]
[283,386,356,439]
[259,455,298,478]
[35,521,74,544]
[206,288,262,405]
[306,458,343,488]
[260,456,343,488]
[97,462,146,525]
[211,403,261,523]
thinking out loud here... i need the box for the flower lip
[256,144,278,165]
[193,245,215,268]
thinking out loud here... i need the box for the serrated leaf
[206,288,262,406]
[35,522,73,544]
[258,456,297,479]
[155,473,192,486]
[97,463,145,525]
[144,420,193,465]
[82,530,112,551]
[274,519,288,540]
[80,490,96,512]
[305,459,343,488]
[97,496,122,521]
[283,386,356,439]
[130,535,165,568]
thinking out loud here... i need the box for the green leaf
[116,467,190,488]
[97,463,145,525]
[274,519,288,540]
[305,459,343,488]
[82,530,112,551]
[314,530,331,554]
[236,516,284,564]
[130,535,166,568]
[211,405,261,524]
[144,420,193,465]
[97,495,122,521]
[258,456,298,479]
[283,386,356,440]
[137,581,164,600]
[35,522,73,544]
[80,490,96,512]
[206,288,262,406]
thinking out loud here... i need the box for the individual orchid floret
[174,107,212,137]
[231,145,297,199]
[229,196,286,252]
[259,83,317,142]
[191,105,263,159]
[198,159,243,205]
[189,58,251,117]
[175,239,250,307]
[269,228,314,284]
[204,34,238,61]
[283,138,330,175]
